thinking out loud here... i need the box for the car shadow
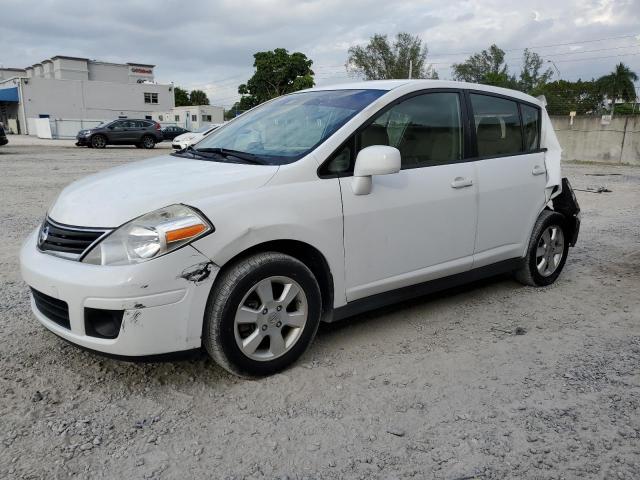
[317,272,516,335]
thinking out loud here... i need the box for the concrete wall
[42,61,54,79]
[0,68,26,80]
[551,115,640,166]
[88,63,129,83]
[52,58,88,81]
[20,77,174,125]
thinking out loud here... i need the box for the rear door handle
[532,165,546,176]
[451,177,473,189]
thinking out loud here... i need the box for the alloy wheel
[536,225,565,277]
[233,276,308,361]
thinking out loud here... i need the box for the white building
[152,104,224,131]
[0,55,175,135]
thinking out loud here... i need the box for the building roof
[50,55,89,62]
[17,56,155,70]
[127,62,155,68]
[1,67,27,72]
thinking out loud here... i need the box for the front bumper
[76,135,89,146]
[20,230,219,356]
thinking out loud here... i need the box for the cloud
[1,0,638,106]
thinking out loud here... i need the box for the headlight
[82,204,212,266]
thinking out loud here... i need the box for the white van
[20,80,580,377]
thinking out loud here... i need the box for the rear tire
[141,135,155,149]
[203,252,322,377]
[515,210,569,287]
[90,134,106,149]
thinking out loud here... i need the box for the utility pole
[408,60,412,79]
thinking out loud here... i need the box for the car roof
[110,118,154,122]
[303,79,542,106]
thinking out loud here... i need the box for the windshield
[195,89,385,165]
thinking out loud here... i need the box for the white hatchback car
[171,123,222,150]
[21,80,580,377]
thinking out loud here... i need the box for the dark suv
[76,119,163,149]
[0,124,8,146]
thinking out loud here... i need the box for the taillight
[154,122,161,130]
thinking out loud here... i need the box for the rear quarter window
[521,104,541,151]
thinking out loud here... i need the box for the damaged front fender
[178,261,217,284]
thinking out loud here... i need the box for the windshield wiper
[173,145,219,160]
[195,147,268,165]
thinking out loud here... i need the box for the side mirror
[351,145,401,195]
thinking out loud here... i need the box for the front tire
[515,210,569,287]
[203,252,322,377]
[90,134,106,149]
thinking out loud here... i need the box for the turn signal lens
[166,223,207,243]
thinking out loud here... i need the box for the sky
[1,0,639,108]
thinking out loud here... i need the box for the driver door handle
[532,165,546,176]
[451,177,473,189]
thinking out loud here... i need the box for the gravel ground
[0,143,639,480]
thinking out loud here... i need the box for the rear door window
[470,94,523,157]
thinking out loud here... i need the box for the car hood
[174,132,200,142]
[48,155,279,227]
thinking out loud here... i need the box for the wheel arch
[90,132,107,144]
[212,239,335,322]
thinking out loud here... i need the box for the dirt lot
[0,141,638,480]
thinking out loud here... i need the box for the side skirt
[327,257,524,323]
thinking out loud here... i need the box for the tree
[347,33,437,80]
[537,80,604,115]
[597,62,638,113]
[452,45,553,93]
[452,44,510,84]
[519,49,553,95]
[174,86,191,107]
[225,102,247,120]
[189,89,209,106]
[237,48,315,110]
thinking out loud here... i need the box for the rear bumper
[554,177,581,246]
[20,230,219,356]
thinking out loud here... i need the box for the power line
[542,44,640,58]
[427,33,639,57]
[546,51,640,63]
[429,49,640,68]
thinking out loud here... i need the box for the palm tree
[597,62,638,114]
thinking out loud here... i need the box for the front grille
[31,288,70,329]
[38,218,108,259]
